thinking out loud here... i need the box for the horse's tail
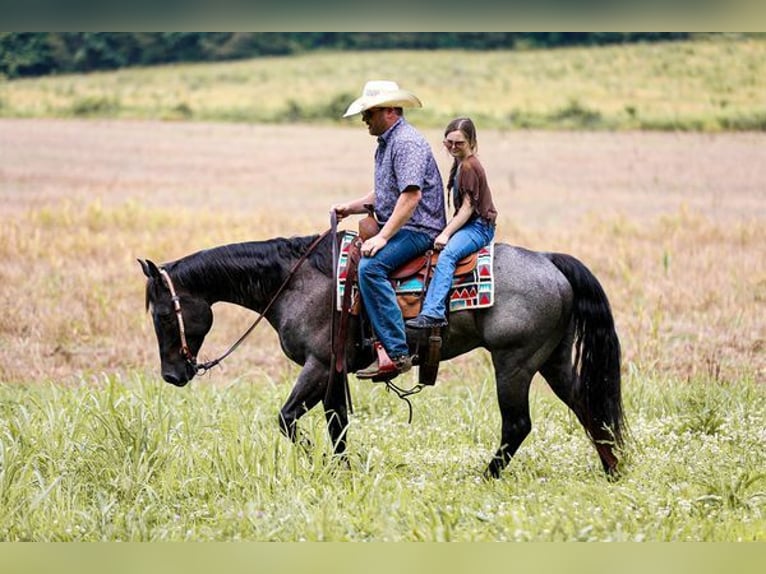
[546,252,624,449]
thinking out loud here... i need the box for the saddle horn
[358,204,380,241]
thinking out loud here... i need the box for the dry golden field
[0,118,763,386]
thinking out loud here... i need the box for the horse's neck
[178,235,335,314]
[178,246,286,313]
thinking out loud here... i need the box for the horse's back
[494,243,572,300]
[449,243,573,351]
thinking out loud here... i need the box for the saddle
[389,251,478,319]
[333,209,485,386]
[390,250,478,281]
[348,207,480,319]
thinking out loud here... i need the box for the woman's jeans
[420,218,495,320]
[358,228,432,359]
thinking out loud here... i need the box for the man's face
[361,107,393,136]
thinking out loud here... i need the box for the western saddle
[336,207,480,385]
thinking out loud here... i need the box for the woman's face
[443,129,472,160]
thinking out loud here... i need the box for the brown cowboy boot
[356,342,412,380]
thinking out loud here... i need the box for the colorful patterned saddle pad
[336,231,495,313]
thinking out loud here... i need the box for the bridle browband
[157,229,331,376]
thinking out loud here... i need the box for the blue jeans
[358,228,432,358]
[420,218,495,320]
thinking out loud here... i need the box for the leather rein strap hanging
[327,210,354,414]
[159,228,331,375]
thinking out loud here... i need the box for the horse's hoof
[483,466,502,480]
[605,465,622,482]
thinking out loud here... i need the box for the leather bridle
[156,229,331,376]
[157,267,196,368]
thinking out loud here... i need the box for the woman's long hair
[445,117,478,209]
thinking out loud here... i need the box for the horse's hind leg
[539,339,619,475]
[485,349,535,479]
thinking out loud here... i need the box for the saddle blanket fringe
[336,231,495,312]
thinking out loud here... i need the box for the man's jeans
[420,218,495,320]
[357,228,432,358]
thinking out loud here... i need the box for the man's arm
[378,186,421,240]
[332,190,376,219]
[362,185,421,257]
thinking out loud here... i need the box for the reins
[159,229,331,375]
[159,219,414,424]
[382,379,424,424]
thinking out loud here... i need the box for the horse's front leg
[278,355,347,456]
[323,368,349,456]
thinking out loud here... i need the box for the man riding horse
[331,80,446,381]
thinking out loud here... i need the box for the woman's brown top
[451,154,498,224]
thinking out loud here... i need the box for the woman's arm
[433,197,473,250]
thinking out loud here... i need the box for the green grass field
[1,369,763,541]
[1,36,765,130]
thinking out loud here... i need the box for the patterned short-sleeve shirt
[373,118,446,240]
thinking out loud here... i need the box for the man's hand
[331,191,376,220]
[332,203,352,220]
[361,235,388,257]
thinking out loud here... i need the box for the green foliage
[2,37,764,132]
[0,32,55,78]
[508,101,605,130]
[550,98,604,128]
[717,111,766,131]
[0,33,695,79]
[276,92,356,123]
[69,95,121,118]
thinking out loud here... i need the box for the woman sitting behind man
[406,117,498,329]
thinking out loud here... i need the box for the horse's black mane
[165,233,334,300]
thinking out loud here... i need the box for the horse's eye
[153,306,175,324]
[159,313,175,324]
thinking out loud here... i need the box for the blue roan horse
[139,232,624,479]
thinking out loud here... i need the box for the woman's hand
[433,231,451,251]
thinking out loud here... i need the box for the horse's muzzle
[162,364,195,387]
[162,373,188,387]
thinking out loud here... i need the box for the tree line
[1,32,692,79]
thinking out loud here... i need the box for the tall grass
[2,192,761,387]
[1,37,765,130]
[0,369,763,541]
[1,121,763,386]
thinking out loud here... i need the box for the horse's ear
[138,258,161,279]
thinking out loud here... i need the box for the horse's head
[139,258,213,387]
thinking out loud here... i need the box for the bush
[717,111,766,131]
[70,95,121,117]
[550,98,603,128]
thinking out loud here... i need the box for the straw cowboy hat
[342,80,422,118]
